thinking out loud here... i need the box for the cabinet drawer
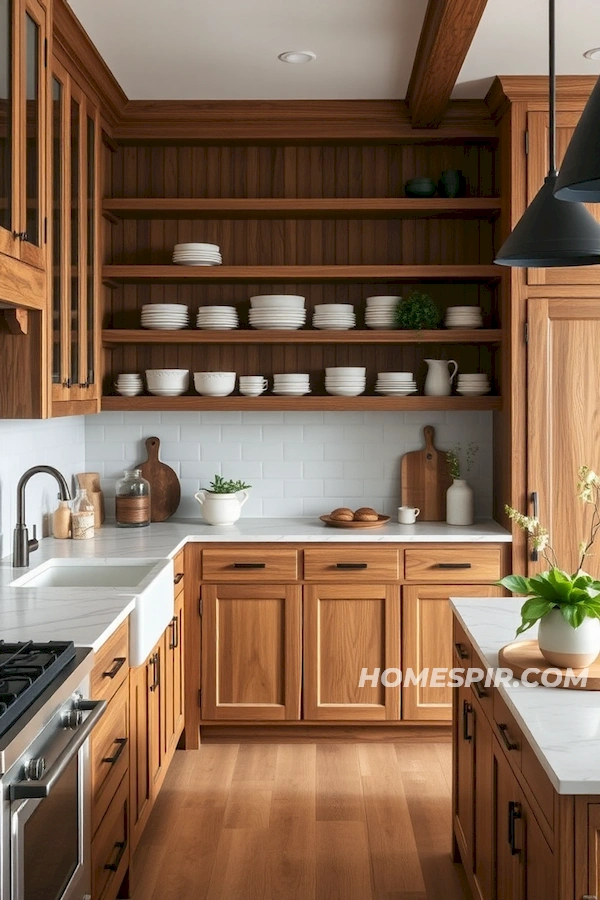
[91,679,129,836]
[493,690,523,769]
[202,548,299,581]
[304,548,400,581]
[173,548,185,596]
[404,547,502,583]
[91,620,129,703]
[522,739,554,833]
[92,773,129,900]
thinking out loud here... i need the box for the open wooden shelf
[103,264,502,284]
[102,328,502,347]
[102,395,501,412]
[102,197,501,220]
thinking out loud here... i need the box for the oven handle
[9,699,107,800]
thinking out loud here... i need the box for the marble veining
[451,597,600,795]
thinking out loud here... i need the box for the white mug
[398,506,420,524]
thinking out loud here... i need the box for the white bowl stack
[325,366,366,397]
[375,372,417,396]
[272,373,311,396]
[456,373,491,396]
[196,305,239,330]
[141,303,189,330]
[193,372,236,397]
[249,295,306,330]
[445,306,483,328]
[115,374,143,397]
[364,296,401,330]
[145,369,189,397]
[172,242,222,266]
[312,304,356,330]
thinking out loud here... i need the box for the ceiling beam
[406,0,489,128]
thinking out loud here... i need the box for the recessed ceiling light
[583,47,600,59]
[278,50,316,64]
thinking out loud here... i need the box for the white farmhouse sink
[10,557,174,666]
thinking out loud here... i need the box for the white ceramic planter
[194,490,250,526]
[446,478,474,526]
[538,608,600,668]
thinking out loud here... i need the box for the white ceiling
[67,0,600,101]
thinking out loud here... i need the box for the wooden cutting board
[400,425,452,521]
[137,436,181,522]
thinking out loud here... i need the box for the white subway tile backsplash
[80,410,494,519]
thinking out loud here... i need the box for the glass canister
[71,488,95,540]
[115,469,151,527]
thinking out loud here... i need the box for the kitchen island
[451,597,600,900]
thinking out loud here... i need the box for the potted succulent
[499,466,600,667]
[445,443,478,526]
[194,475,252,526]
[394,290,440,330]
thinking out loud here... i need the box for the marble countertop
[451,597,600,795]
[0,517,509,652]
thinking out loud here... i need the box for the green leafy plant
[445,442,478,480]
[208,475,252,494]
[499,466,600,635]
[394,290,440,330]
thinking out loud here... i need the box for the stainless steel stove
[0,640,106,900]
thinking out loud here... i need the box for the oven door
[9,699,105,900]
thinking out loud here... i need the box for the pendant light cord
[549,0,557,174]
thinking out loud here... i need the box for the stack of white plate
[196,305,239,330]
[375,372,417,396]
[272,373,311,396]
[364,296,401,330]
[145,369,189,397]
[445,306,483,328]
[141,303,189,330]
[312,304,356,330]
[456,373,491,396]
[115,374,143,397]
[172,242,222,266]
[324,366,366,397]
[249,295,306,330]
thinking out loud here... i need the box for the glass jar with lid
[115,469,151,527]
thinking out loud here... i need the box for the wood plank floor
[131,741,471,900]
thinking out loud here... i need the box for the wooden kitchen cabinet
[303,583,401,721]
[163,588,185,763]
[0,0,47,272]
[201,582,302,721]
[129,638,163,852]
[403,583,503,721]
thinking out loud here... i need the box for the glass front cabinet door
[0,0,47,269]
[50,58,100,413]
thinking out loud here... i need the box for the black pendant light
[554,77,600,201]
[494,0,600,267]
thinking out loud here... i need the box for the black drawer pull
[462,700,473,741]
[335,563,368,569]
[102,657,126,679]
[472,680,488,700]
[173,572,184,585]
[508,801,522,855]
[104,840,127,872]
[102,737,128,766]
[435,562,472,569]
[169,614,179,650]
[149,652,160,692]
[454,642,469,660]
[232,562,266,569]
[497,722,519,751]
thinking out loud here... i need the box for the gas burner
[0,641,76,739]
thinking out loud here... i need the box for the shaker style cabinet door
[201,583,302,721]
[303,584,401,721]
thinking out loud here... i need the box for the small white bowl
[193,372,236,396]
[325,367,366,376]
[250,295,306,309]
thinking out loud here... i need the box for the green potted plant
[394,290,440,330]
[194,475,252,526]
[499,465,600,667]
[445,443,478,526]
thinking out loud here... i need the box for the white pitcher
[424,359,458,396]
[194,490,250,525]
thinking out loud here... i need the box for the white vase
[538,608,600,668]
[194,489,250,526]
[446,478,474,525]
